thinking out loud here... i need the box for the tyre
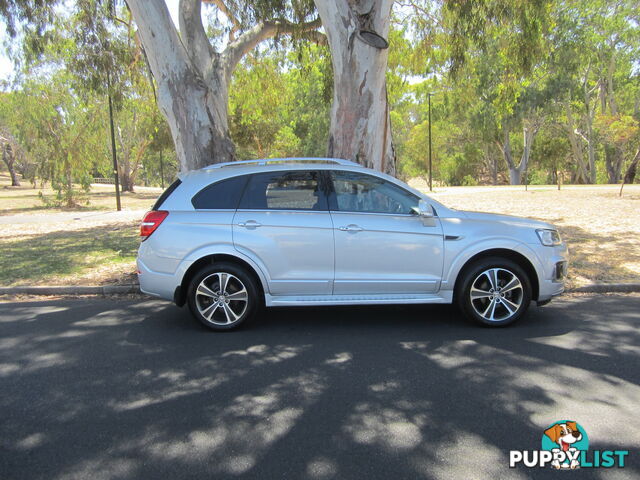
[187,262,260,331]
[455,257,532,327]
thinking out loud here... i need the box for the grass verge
[0,221,139,286]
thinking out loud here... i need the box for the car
[137,158,568,330]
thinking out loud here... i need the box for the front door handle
[338,224,363,232]
[237,220,262,228]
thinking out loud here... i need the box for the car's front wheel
[187,262,260,331]
[456,257,532,327]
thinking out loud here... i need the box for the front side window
[329,171,419,215]
[239,171,327,211]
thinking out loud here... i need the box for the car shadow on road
[0,294,638,479]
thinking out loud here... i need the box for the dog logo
[542,420,589,469]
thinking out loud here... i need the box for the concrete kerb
[568,283,640,294]
[0,283,639,296]
[0,285,140,296]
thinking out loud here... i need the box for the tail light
[140,211,169,240]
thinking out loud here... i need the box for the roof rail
[203,157,360,169]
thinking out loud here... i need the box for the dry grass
[0,218,140,287]
[0,173,157,286]
[0,173,162,215]
[410,180,640,287]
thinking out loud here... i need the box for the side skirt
[265,291,453,307]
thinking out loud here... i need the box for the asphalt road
[1,294,638,480]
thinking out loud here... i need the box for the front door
[328,170,444,295]
[233,170,334,295]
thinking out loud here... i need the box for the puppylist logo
[509,420,629,470]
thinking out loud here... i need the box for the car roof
[179,158,374,186]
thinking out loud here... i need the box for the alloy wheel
[195,272,249,325]
[469,267,523,322]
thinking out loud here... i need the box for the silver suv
[137,158,567,330]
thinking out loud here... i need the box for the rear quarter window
[191,175,249,210]
[152,179,182,210]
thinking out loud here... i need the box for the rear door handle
[338,224,363,232]
[237,220,262,228]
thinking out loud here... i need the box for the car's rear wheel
[187,262,259,331]
[456,257,532,327]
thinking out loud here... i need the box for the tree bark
[583,82,597,184]
[126,0,234,171]
[2,142,21,186]
[605,145,624,184]
[315,0,395,175]
[619,147,640,196]
[496,121,538,185]
[564,99,590,184]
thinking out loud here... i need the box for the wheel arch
[174,253,267,307]
[452,248,540,302]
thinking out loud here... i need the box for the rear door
[233,170,334,295]
[328,170,444,295]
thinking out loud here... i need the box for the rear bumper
[137,258,181,301]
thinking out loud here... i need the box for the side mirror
[418,199,433,218]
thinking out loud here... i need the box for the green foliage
[229,43,331,159]
[3,0,640,190]
[444,0,553,77]
[9,74,102,206]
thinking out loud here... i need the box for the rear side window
[152,179,182,210]
[239,171,327,211]
[191,175,249,210]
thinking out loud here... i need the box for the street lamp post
[106,72,121,211]
[428,92,433,192]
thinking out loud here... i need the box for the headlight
[536,229,562,246]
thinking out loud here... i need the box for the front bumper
[535,243,569,303]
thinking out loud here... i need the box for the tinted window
[239,171,327,211]
[329,171,419,215]
[153,179,182,210]
[192,175,249,210]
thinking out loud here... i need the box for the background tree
[125,0,321,171]
[229,44,331,160]
[0,123,23,186]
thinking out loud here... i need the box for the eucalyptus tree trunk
[605,146,625,184]
[126,0,233,171]
[619,147,640,196]
[583,84,597,184]
[2,142,21,186]
[497,122,539,185]
[564,99,590,184]
[126,0,320,171]
[599,56,625,184]
[315,0,395,175]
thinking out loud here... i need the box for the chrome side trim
[264,291,453,307]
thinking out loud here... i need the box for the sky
[0,0,182,84]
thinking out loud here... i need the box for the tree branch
[179,0,216,76]
[126,0,195,86]
[205,0,241,40]
[221,16,322,80]
[299,30,328,46]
